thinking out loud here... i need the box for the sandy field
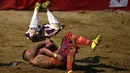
[0,10,130,73]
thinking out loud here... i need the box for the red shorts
[58,32,73,61]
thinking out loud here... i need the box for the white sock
[29,9,38,28]
[47,9,59,25]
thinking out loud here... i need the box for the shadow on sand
[0,56,127,73]
[73,56,127,73]
[0,61,24,67]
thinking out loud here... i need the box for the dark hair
[22,50,28,61]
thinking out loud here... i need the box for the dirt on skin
[0,10,130,73]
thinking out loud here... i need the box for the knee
[70,48,76,53]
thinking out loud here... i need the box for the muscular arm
[39,47,63,60]
[38,38,59,57]
[39,48,55,57]
[28,42,45,60]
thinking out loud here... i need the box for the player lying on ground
[22,32,101,73]
[25,1,64,42]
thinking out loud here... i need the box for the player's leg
[66,48,77,73]
[41,1,64,36]
[47,9,59,25]
[71,33,101,49]
[26,2,41,38]
[29,2,40,29]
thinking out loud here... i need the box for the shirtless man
[22,32,101,73]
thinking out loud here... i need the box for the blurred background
[0,0,130,11]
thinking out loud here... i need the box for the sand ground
[0,10,130,73]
